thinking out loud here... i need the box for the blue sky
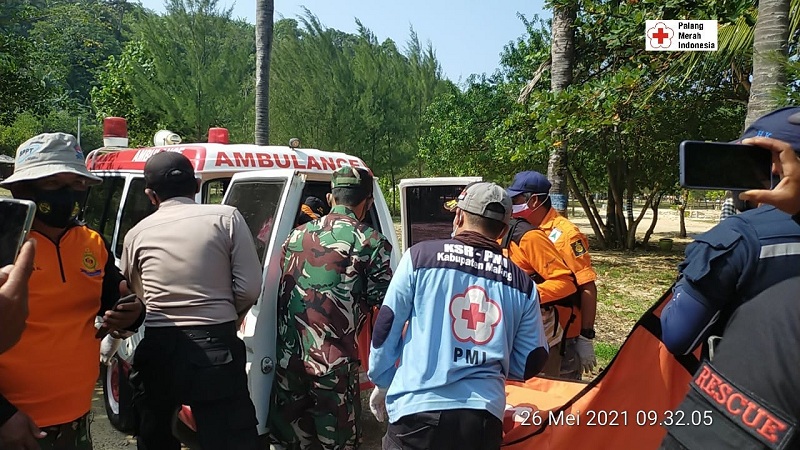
[137,0,550,82]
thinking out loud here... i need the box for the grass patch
[592,247,685,353]
[595,341,621,370]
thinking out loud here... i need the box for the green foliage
[0,2,52,125]
[123,0,256,143]
[269,12,451,212]
[90,40,159,147]
[419,76,521,182]
[0,113,41,156]
[0,110,103,156]
[27,0,123,107]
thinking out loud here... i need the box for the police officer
[268,166,393,450]
[122,152,262,450]
[505,171,599,378]
[368,182,548,450]
[661,107,800,357]
[660,276,800,449]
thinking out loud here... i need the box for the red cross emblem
[647,22,674,49]
[450,286,502,345]
[462,303,486,330]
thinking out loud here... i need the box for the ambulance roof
[86,143,369,174]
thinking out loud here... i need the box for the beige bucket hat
[0,132,102,186]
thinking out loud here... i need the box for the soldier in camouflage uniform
[268,166,394,450]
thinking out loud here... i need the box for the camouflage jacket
[276,205,393,377]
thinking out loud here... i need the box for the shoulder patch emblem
[548,228,563,243]
[571,240,587,257]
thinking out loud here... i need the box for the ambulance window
[405,185,466,247]
[203,178,231,204]
[82,176,125,244]
[115,178,156,258]
[225,180,285,263]
[299,181,382,233]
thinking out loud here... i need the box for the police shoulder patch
[571,240,587,257]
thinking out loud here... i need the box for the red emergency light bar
[208,127,229,144]
[103,117,129,148]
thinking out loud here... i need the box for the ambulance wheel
[102,355,136,432]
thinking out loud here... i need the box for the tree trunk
[745,0,789,128]
[255,0,274,145]
[678,190,688,238]
[642,193,663,247]
[547,2,576,217]
[567,168,607,249]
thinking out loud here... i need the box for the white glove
[575,335,597,374]
[99,335,123,366]
[369,387,389,423]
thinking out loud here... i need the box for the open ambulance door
[222,169,305,435]
[398,177,482,252]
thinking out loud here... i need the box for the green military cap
[331,166,373,193]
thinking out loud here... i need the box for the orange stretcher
[501,288,702,449]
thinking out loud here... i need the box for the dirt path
[89,382,386,450]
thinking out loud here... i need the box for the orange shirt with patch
[539,208,597,337]
[0,226,107,426]
[502,228,577,305]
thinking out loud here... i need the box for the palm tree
[548,2,577,216]
[658,0,799,126]
[746,0,790,126]
[255,0,274,145]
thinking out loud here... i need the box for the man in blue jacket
[661,107,800,356]
[368,181,548,450]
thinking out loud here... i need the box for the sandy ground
[88,209,718,449]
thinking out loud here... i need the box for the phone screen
[0,199,35,267]
[680,141,773,190]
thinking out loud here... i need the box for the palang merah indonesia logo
[646,20,717,51]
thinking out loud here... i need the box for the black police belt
[690,362,797,449]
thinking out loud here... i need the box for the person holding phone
[0,239,35,354]
[740,136,800,215]
[661,107,800,358]
[0,133,145,450]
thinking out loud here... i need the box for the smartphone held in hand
[95,293,138,339]
[679,140,773,190]
[0,198,36,267]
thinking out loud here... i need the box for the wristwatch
[580,328,596,339]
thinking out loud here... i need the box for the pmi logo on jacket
[450,286,502,345]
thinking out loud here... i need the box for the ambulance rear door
[221,169,305,435]
[398,177,482,252]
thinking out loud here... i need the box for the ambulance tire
[102,354,136,433]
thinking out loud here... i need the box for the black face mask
[32,186,79,228]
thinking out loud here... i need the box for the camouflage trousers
[268,361,362,450]
[38,412,92,450]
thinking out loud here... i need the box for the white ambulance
[85,117,478,445]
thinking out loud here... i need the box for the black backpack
[501,218,581,355]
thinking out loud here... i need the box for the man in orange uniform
[506,171,598,379]
[0,133,144,449]
[445,182,579,377]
